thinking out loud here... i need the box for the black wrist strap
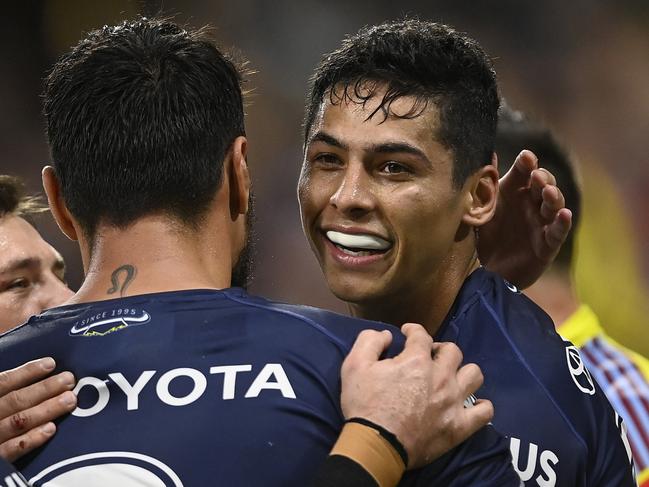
[311,455,378,487]
[346,417,409,467]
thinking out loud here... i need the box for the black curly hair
[303,19,500,187]
[44,18,247,240]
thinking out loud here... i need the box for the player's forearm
[311,421,406,487]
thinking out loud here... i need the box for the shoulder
[228,290,404,356]
[445,268,563,353]
[460,270,611,408]
[449,270,636,483]
[0,289,404,359]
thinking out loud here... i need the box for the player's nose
[329,162,375,217]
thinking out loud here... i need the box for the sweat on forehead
[307,82,442,142]
[331,79,435,122]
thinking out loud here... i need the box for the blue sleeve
[401,424,521,486]
[297,307,521,485]
[474,273,636,486]
[589,397,636,486]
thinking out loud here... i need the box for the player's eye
[4,278,30,292]
[380,161,410,175]
[312,153,342,168]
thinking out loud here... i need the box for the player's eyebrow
[367,142,431,166]
[0,257,39,275]
[308,131,348,150]
[308,132,432,167]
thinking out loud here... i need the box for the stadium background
[1,0,648,354]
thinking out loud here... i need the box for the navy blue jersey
[438,268,636,486]
[0,459,28,487]
[0,288,518,486]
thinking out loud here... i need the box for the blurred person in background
[496,105,649,487]
[0,176,72,331]
[298,19,635,485]
[0,175,78,465]
[572,164,649,357]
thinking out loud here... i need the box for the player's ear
[42,165,79,241]
[227,136,251,220]
[461,153,499,227]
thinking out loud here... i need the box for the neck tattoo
[107,264,137,296]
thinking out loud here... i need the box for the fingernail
[58,372,75,388]
[59,372,75,389]
[41,422,56,435]
[40,357,55,371]
[59,391,77,407]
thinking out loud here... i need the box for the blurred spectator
[572,163,649,357]
[496,106,649,486]
[0,175,72,331]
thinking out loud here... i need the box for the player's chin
[327,275,386,305]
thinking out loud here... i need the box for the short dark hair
[496,105,581,269]
[304,19,500,186]
[44,18,246,239]
[0,175,47,220]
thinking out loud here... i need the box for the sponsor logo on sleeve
[69,308,151,337]
[510,437,559,487]
[565,345,596,395]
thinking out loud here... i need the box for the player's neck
[68,215,234,305]
[523,269,580,328]
[348,247,481,337]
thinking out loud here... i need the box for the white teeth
[338,248,371,257]
[326,231,391,251]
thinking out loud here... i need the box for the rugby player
[0,176,78,463]
[298,20,636,485]
[497,105,649,487]
[0,19,521,486]
[0,176,72,332]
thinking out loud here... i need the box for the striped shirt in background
[561,304,649,487]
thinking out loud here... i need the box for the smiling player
[299,20,636,486]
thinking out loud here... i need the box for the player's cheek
[398,214,439,274]
[0,294,31,330]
